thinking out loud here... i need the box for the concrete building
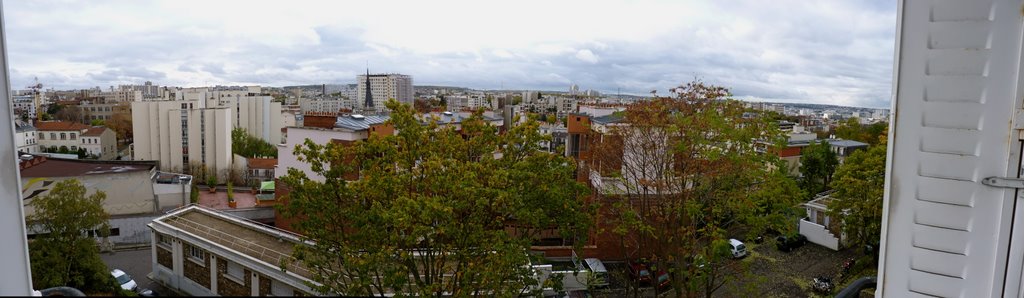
[210,94,283,144]
[76,101,131,124]
[298,97,348,114]
[19,156,191,247]
[799,191,843,251]
[98,88,143,102]
[14,121,39,154]
[132,101,233,179]
[148,205,317,296]
[120,81,161,98]
[356,72,413,112]
[12,94,35,120]
[81,126,117,160]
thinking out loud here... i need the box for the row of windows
[38,132,76,140]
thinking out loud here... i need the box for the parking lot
[100,247,173,296]
[586,241,860,297]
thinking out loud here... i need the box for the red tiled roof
[82,126,109,137]
[247,158,277,169]
[35,121,90,131]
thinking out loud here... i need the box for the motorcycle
[812,276,834,294]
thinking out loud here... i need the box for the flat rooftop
[155,206,313,279]
[20,156,156,178]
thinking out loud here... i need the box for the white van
[729,239,747,258]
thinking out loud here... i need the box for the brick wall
[303,114,337,129]
[215,257,251,296]
[156,245,173,269]
[259,274,271,296]
[182,244,211,289]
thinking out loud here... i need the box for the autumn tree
[798,140,839,196]
[828,137,887,255]
[834,118,888,146]
[27,179,118,294]
[590,82,799,298]
[106,111,133,145]
[279,100,594,296]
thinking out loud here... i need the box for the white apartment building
[298,97,349,114]
[81,126,117,160]
[14,121,38,154]
[210,94,283,144]
[356,73,413,112]
[120,81,161,98]
[132,101,233,179]
[12,94,35,120]
[99,88,143,102]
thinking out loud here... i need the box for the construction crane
[27,77,41,121]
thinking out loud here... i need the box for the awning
[260,181,275,191]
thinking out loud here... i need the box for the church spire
[364,68,374,109]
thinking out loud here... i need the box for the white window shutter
[882,0,1024,297]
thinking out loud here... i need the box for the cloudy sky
[4,0,897,108]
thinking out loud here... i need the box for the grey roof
[827,139,869,148]
[334,115,390,131]
[787,138,869,148]
[591,113,625,125]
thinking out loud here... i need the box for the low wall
[799,218,840,250]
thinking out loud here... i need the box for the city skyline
[6,1,895,108]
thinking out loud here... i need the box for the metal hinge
[982,177,1024,189]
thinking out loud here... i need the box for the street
[100,246,171,295]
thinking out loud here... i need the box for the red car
[627,259,671,289]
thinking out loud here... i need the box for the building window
[39,134,44,140]
[70,133,76,140]
[226,261,244,281]
[60,133,66,140]
[158,234,171,247]
[70,146,77,150]
[271,280,293,296]
[188,245,205,262]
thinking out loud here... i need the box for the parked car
[776,234,808,252]
[139,288,158,297]
[627,259,670,289]
[111,269,138,292]
[728,238,748,258]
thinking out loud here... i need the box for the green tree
[828,139,887,255]
[90,119,105,126]
[834,118,888,146]
[798,140,839,196]
[27,179,118,293]
[231,128,278,158]
[279,100,594,296]
[590,82,797,298]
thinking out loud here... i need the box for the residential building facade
[81,126,117,160]
[37,121,88,151]
[356,73,413,112]
[148,205,317,296]
[14,121,38,154]
[132,101,233,180]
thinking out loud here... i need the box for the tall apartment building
[120,81,161,98]
[132,101,233,179]
[210,94,283,145]
[356,72,413,112]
